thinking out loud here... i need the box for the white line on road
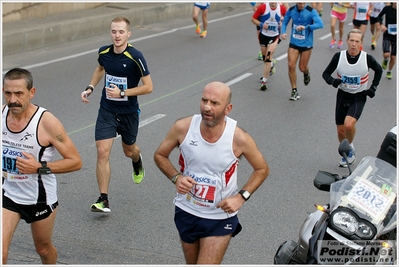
[139,114,166,128]
[276,53,287,61]
[319,30,339,40]
[226,73,253,86]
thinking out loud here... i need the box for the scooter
[274,127,397,265]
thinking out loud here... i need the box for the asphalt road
[2,3,397,265]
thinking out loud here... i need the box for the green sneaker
[387,71,392,79]
[132,154,145,184]
[382,59,388,70]
[91,197,110,213]
[258,51,263,60]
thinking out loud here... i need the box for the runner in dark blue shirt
[81,17,153,213]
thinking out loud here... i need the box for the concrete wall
[2,2,106,23]
[3,2,245,55]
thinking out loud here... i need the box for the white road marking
[226,73,253,86]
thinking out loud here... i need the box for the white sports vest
[337,50,369,94]
[354,2,370,21]
[2,106,57,205]
[260,3,282,37]
[174,114,239,219]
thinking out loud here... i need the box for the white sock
[262,77,267,83]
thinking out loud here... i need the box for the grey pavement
[3,2,244,56]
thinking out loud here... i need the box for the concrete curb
[3,3,243,56]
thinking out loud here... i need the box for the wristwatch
[239,190,251,201]
[37,161,51,175]
[171,174,181,184]
[120,90,125,98]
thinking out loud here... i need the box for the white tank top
[174,114,239,219]
[2,106,57,205]
[353,2,371,21]
[371,2,386,17]
[260,3,282,37]
[336,50,369,94]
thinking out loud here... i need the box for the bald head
[203,81,232,105]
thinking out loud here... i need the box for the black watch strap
[37,161,51,175]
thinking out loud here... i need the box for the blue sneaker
[339,147,356,167]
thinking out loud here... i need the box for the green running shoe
[91,198,110,213]
[132,154,145,184]
[382,59,388,70]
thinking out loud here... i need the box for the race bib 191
[2,145,32,182]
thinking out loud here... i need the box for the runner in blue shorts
[154,81,270,264]
[193,2,210,37]
[81,17,153,213]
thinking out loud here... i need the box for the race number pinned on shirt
[341,74,361,90]
[267,21,279,35]
[105,73,128,101]
[2,145,32,182]
[293,24,305,40]
[387,24,397,35]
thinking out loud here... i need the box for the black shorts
[289,43,312,52]
[352,19,369,27]
[370,16,383,25]
[382,38,397,56]
[259,34,279,47]
[174,206,242,243]
[3,195,58,224]
[95,106,139,145]
[335,89,367,125]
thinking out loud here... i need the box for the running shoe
[339,147,356,167]
[337,40,343,49]
[270,66,276,76]
[290,89,300,101]
[132,154,145,184]
[387,71,392,79]
[195,24,201,34]
[260,81,267,91]
[271,58,277,68]
[382,59,388,70]
[329,39,336,49]
[371,41,376,50]
[91,197,110,213]
[304,73,310,86]
[200,30,207,38]
[258,51,263,60]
